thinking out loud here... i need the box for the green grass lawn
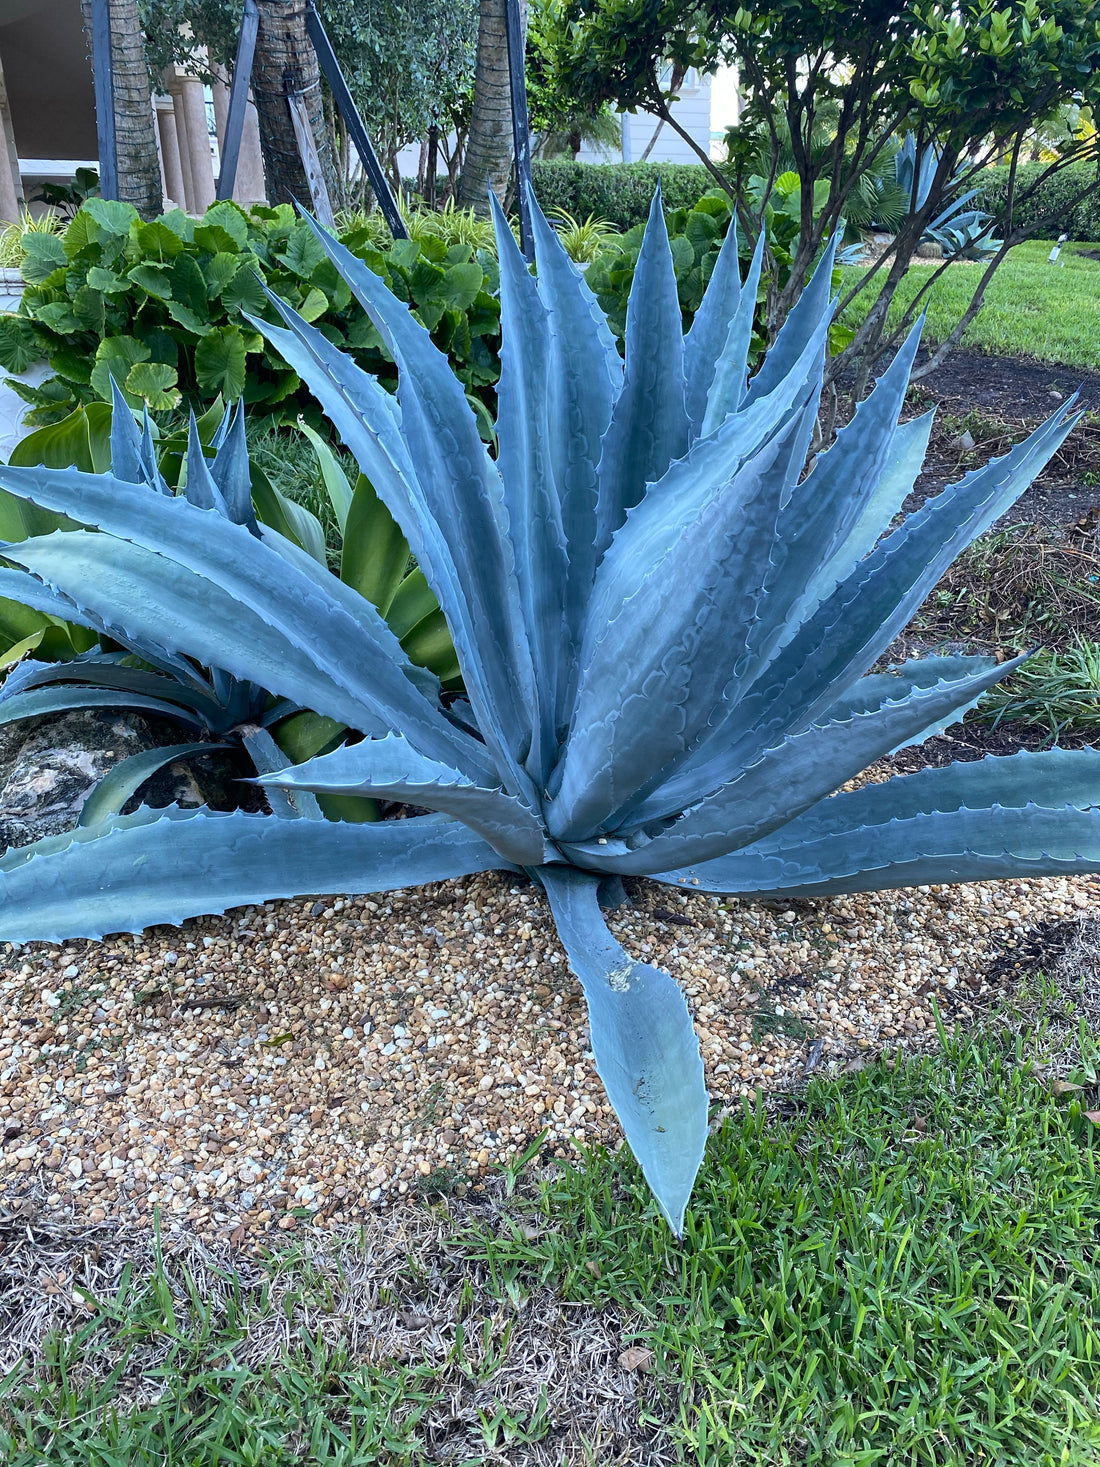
[840,239,1100,370]
[5,979,1099,1465]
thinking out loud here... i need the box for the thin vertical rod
[217,0,259,200]
[504,0,533,260]
[89,0,118,200]
[303,1,407,238]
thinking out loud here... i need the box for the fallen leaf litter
[0,867,1096,1238]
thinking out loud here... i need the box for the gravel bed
[1,868,1097,1239]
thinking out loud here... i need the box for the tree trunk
[83,0,162,217]
[457,0,514,214]
[250,0,333,207]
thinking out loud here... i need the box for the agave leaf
[240,723,325,821]
[247,297,529,797]
[743,235,838,408]
[0,806,512,944]
[261,732,550,865]
[491,190,569,783]
[699,230,766,436]
[182,412,229,516]
[526,188,620,720]
[107,379,170,494]
[0,651,220,715]
[703,400,1080,770]
[0,563,107,638]
[683,215,741,437]
[746,747,1100,849]
[209,402,258,532]
[538,866,707,1237]
[4,530,467,762]
[618,653,1003,830]
[0,468,484,775]
[0,683,208,730]
[565,655,1029,873]
[650,804,1100,900]
[296,218,537,793]
[550,395,823,842]
[595,187,690,557]
[78,741,228,827]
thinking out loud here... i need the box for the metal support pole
[217,0,259,201]
[89,0,118,200]
[303,1,407,239]
[504,0,533,261]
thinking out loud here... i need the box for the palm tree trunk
[251,0,333,207]
[457,0,514,214]
[83,0,162,217]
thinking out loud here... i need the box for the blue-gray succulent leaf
[822,653,1001,750]
[595,185,690,557]
[0,468,484,775]
[743,233,838,408]
[183,409,230,517]
[295,216,537,793]
[700,227,766,434]
[490,189,569,783]
[108,376,147,486]
[537,865,708,1237]
[0,562,108,637]
[570,654,1030,874]
[549,381,824,842]
[713,400,1079,768]
[0,684,208,731]
[248,279,532,800]
[260,732,551,865]
[0,806,511,944]
[210,400,259,533]
[745,747,1100,853]
[615,652,1005,831]
[240,723,324,820]
[3,528,483,772]
[683,213,741,437]
[0,650,220,718]
[526,185,620,713]
[649,804,1100,900]
[77,741,229,828]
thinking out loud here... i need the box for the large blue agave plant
[1,189,1098,1233]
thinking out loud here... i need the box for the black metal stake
[504,0,533,260]
[303,1,407,239]
[217,0,259,200]
[89,0,117,201]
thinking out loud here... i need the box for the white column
[177,76,215,214]
[211,68,267,205]
[156,98,186,211]
[0,53,23,223]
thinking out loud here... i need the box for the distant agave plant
[1,188,1098,1233]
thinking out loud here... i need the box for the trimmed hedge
[530,161,717,230]
[976,161,1100,241]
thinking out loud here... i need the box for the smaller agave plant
[0,187,1098,1234]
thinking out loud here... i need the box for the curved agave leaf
[0,469,485,776]
[0,806,512,944]
[241,723,326,821]
[538,865,707,1237]
[564,654,1029,873]
[0,683,208,730]
[743,234,838,408]
[683,213,741,436]
[491,190,569,783]
[261,732,551,866]
[245,296,530,799]
[77,741,228,827]
[526,185,620,713]
[595,187,690,556]
[699,228,766,437]
[650,805,1100,900]
[297,217,537,794]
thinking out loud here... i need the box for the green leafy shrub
[976,161,1100,242]
[531,160,716,230]
[1,190,1097,1236]
[0,197,502,425]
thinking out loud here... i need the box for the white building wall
[577,71,713,165]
